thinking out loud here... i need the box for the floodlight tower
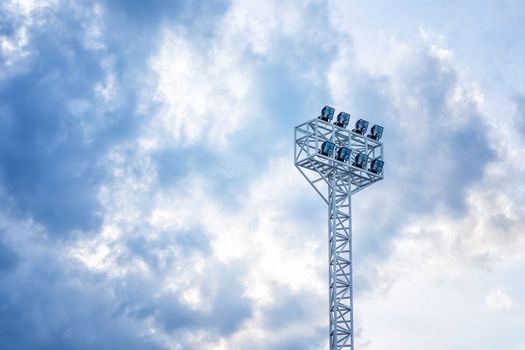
[294,106,384,350]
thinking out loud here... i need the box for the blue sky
[1,0,524,349]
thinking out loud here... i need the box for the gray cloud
[0,239,164,350]
[335,46,496,259]
[0,2,144,236]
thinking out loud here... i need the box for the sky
[0,0,524,349]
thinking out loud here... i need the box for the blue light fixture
[353,152,368,168]
[353,119,369,135]
[319,106,335,122]
[368,124,384,140]
[369,159,384,174]
[335,147,351,162]
[334,112,350,128]
[320,141,335,157]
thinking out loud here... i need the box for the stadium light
[368,124,384,141]
[369,159,384,174]
[353,152,368,168]
[335,147,351,162]
[320,141,335,157]
[319,106,335,122]
[353,119,369,135]
[334,112,350,128]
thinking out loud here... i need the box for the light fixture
[353,152,368,168]
[334,112,350,128]
[320,141,335,157]
[335,147,351,162]
[319,106,335,122]
[353,119,369,135]
[368,124,384,140]
[369,159,384,174]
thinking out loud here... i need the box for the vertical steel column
[328,172,338,348]
[328,171,353,349]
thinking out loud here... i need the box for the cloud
[0,216,166,350]
[325,32,497,271]
[486,288,513,311]
[0,1,145,235]
[1,0,525,349]
[145,26,254,149]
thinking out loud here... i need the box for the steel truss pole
[294,115,383,350]
[329,169,353,349]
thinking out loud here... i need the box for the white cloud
[143,0,333,151]
[79,2,106,50]
[145,26,254,150]
[0,0,59,74]
[5,0,58,14]
[223,0,305,55]
[0,25,30,66]
[65,137,328,348]
[486,288,513,311]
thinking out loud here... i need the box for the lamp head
[319,106,335,122]
[334,112,350,128]
[368,124,384,140]
[320,141,335,157]
[353,152,368,168]
[369,159,384,174]
[335,147,351,162]
[353,119,369,135]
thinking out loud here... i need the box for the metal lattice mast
[294,108,384,350]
